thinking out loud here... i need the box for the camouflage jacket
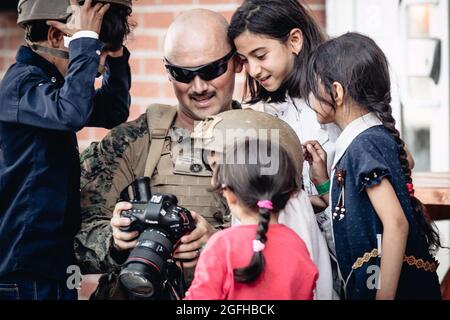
[75,103,239,274]
[75,113,149,274]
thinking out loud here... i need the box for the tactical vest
[143,104,229,227]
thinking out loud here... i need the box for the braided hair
[305,32,441,252]
[233,201,271,283]
[210,138,300,282]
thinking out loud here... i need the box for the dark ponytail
[305,32,441,252]
[376,95,441,252]
[234,206,271,282]
[210,139,299,282]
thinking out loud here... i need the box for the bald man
[164,9,237,123]
[74,9,242,299]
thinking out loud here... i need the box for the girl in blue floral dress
[303,32,442,300]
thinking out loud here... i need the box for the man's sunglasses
[164,50,235,84]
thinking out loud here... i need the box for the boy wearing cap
[0,0,133,300]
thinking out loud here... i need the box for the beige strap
[144,104,177,178]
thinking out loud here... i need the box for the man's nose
[191,75,209,93]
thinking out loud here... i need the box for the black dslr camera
[118,177,196,299]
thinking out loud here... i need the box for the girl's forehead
[234,31,285,54]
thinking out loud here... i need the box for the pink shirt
[185,224,318,300]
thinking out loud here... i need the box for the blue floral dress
[330,113,441,300]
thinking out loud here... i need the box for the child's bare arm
[366,178,409,300]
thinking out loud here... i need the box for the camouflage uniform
[75,103,239,275]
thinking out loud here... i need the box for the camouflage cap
[192,109,304,176]
[17,0,132,26]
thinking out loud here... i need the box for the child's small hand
[47,0,110,36]
[302,140,329,185]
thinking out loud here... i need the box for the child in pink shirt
[185,139,318,300]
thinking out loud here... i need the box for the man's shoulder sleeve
[80,113,150,209]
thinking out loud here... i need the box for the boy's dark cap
[17,0,132,26]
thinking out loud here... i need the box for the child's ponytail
[233,200,272,283]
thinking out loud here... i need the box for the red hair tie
[406,183,415,197]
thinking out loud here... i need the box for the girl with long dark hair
[305,32,442,299]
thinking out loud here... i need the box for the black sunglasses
[164,50,235,84]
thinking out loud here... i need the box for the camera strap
[144,104,178,178]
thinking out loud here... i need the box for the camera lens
[119,269,155,298]
[119,228,173,298]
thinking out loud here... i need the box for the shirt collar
[332,112,382,170]
[16,46,65,84]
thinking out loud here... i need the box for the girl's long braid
[234,204,271,283]
[374,93,441,253]
[256,206,271,244]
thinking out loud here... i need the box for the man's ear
[48,26,64,49]
[288,28,303,55]
[331,81,344,107]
